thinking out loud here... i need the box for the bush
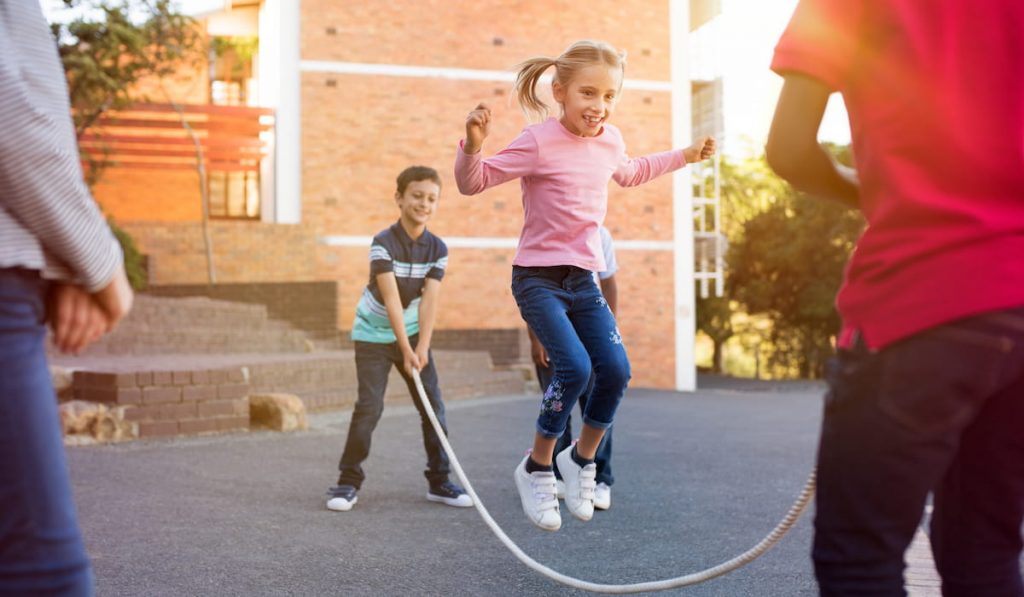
[109,220,148,291]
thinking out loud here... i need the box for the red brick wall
[301,0,670,81]
[94,169,203,223]
[122,221,319,284]
[303,1,679,388]
[102,2,683,389]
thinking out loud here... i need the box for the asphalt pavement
[69,378,826,596]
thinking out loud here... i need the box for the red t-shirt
[772,0,1024,349]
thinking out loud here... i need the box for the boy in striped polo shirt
[326,166,472,512]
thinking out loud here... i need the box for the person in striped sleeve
[1,2,134,595]
[325,166,472,512]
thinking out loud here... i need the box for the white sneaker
[555,446,596,521]
[426,480,474,508]
[513,455,561,531]
[556,480,566,500]
[594,482,611,511]
[325,485,358,512]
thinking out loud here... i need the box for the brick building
[92,0,706,390]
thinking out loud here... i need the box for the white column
[259,0,301,224]
[670,0,697,391]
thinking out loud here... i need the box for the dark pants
[536,363,614,486]
[814,307,1024,597]
[0,269,93,596]
[337,336,451,489]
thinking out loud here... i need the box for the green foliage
[49,1,203,285]
[695,291,732,372]
[51,0,203,182]
[726,153,864,378]
[108,219,147,290]
[695,155,787,373]
[211,35,258,80]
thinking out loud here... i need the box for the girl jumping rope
[454,40,715,531]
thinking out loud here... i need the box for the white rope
[411,369,817,593]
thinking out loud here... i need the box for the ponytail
[513,57,557,121]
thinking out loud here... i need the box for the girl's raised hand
[463,102,491,154]
[684,135,717,163]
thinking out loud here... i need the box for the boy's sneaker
[513,455,561,531]
[325,484,358,512]
[556,479,566,500]
[594,482,611,511]
[427,480,473,508]
[555,445,596,521]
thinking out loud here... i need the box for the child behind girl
[454,40,715,531]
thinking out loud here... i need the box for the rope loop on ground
[411,369,816,593]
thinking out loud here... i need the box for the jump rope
[410,369,817,593]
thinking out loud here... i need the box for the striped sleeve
[368,241,393,275]
[0,3,122,291]
[427,240,448,281]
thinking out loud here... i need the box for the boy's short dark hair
[396,166,442,195]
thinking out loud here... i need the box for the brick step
[78,329,311,356]
[53,351,530,424]
[129,295,271,326]
[50,294,328,358]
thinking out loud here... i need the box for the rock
[50,365,74,401]
[59,401,137,443]
[59,400,104,435]
[249,393,308,432]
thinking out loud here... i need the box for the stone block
[249,393,308,432]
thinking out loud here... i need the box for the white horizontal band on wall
[300,60,673,92]
[319,236,673,251]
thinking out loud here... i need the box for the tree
[50,1,204,288]
[52,0,202,184]
[696,291,732,373]
[727,150,863,378]
[695,155,787,374]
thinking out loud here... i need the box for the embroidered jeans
[511,265,630,439]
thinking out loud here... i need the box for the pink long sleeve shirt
[454,117,685,271]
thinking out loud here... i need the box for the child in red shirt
[767,1,1024,594]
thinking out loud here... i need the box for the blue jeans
[337,336,451,489]
[814,307,1024,597]
[536,364,614,485]
[511,265,630,439]
[0,269,93,596]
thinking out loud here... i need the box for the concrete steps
[51,294,531,440]
[61,295,312,355]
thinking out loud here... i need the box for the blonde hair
[513,40,627,121]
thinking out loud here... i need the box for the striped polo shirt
[351,221,448,344]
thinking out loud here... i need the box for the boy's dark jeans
[536,363,614,486]
[337,335,451,489]
[814,307,1024,597]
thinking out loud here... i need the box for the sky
[692,0,851,152]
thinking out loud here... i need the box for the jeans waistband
[512,265,591,282]
[0,267,46,297]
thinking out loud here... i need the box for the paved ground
[66,378,953,596]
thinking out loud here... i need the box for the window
[208,170,260,219]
